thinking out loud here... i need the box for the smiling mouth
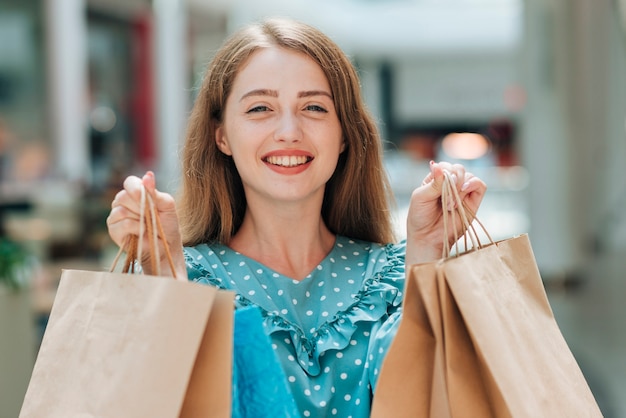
[264,155,313,167]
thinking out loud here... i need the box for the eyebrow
[239,89,333,101]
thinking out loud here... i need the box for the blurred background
[0,0,624,416]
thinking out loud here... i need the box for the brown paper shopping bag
[20,187,234,418]
[372,173,602,418]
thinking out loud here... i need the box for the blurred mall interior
[0,0,625,416]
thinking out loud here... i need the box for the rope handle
[441,170,494,259]
[109,186,178,278]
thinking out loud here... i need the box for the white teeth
[266,155,309,167]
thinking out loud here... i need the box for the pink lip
[262,149,313,158]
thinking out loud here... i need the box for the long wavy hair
[178,17,396,246]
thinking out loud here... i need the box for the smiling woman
[105,17,487,418]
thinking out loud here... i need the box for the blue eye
[247,105,269,113]
[306,105,327,112]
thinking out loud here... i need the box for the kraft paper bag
[20,187,234,418]
[371,174,602,418]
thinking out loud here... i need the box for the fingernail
[429,160,435,166]
[462,181,469,191]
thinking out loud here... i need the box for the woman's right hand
[106,171,188,279]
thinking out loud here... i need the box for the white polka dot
[239,261,245,266]
[288,355,295,362]
[324,366,331,373]
[303,411,311,417]
[243,275,250,281]
[256,269,263,274]
[341,255,347,260]
[261,284,268,289]
[318,281,325,287]
[379,347,384,354]
[292,298,298,305]
[211,264,218,268]
[330,257,336,263]
[356,398,361,405]
[281,309,288,315]
[272,344,278,349]
[284,338,291,344]
[319,401,326,407]
[344,266,351,271]
[305,291,311,297]
[316,265,323,270]
[278,289,284,296]
[331,272,338,277]
[374,368,379,375]
[320,295,327,301]
[331,409,337,415]
[336,352,343,358]
[306,310,313,316]
[248,290,255,296]
[333,287,340,292]
[340,373,348,380]
[344,394,352,401]
[304,389,311,396]
[337,302,344,307]
[355,359,362,365]
[363,331,370,337]
[353,251,360,255]
[348,279,355,284]
[322,311,329,317]
[350,340,357,345]
[331,386,336,393]
[288,376,296,382]
[314,385,321,391]
[272,272,280,278]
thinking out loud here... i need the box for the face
[215,46,344,206]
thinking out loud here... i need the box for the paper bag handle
[441,170,494,258]
[109,186,178,278]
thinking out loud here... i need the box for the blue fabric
[232,306,301,418]
[186,236,405,418]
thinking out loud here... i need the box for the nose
[273,111,302,143]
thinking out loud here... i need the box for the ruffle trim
[185,242,405,376]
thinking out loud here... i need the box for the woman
[107,17,486,417]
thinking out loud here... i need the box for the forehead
[231,46,331,92]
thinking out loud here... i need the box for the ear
[215,126,233,156]
[340,139,347,153]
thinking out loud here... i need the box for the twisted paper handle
[441,171,493,259]
[110,185,178,278]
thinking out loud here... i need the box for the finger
[142,171,156,193]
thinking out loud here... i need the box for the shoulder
[183,243,232,289]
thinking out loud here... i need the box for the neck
[228,202,335,281]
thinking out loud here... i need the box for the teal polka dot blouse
[184,236,405,418]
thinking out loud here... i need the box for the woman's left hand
[405,160,487,265]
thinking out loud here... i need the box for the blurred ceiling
[85,0,523,57]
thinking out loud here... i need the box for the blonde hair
[178,17,396,246]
